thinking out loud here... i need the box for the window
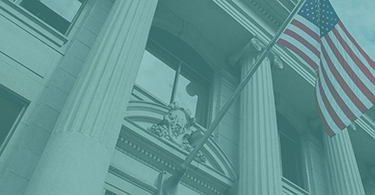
[277,112,305,189]
[19,0,85,34]
[0,86,28,154]
[104,190,117,195]
[134,27,212,127]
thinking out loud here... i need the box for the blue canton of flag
[278,0,375,136]
[299,0,338,37]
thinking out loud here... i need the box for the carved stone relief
[148,102,206,163]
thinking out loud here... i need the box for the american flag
[277,0,375,136]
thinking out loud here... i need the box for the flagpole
[159,0,305,194]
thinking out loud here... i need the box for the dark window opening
[0,86,28,154]
[104,190,117,195]
[277,112,305,189]
[134,27,212,127]
[20,0,85,34]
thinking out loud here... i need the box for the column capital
[271,52,284,70]
[228,38,264,66]
[348,122,357,131]
[228,37,283,69]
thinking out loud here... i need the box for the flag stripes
[277,0,375,136]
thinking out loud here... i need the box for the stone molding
[228,38,263,67]
[245,0,282,27]
[228,38,283,70]
[117,135,222,194]
[121,100,238,194]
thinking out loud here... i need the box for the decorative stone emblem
[148,102,206,163]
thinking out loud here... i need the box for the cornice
[108,165,158,194]
[244,0,285,28]
[116,136,224,194]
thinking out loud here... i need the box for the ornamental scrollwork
[148,102,206,163]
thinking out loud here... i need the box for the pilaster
[234,38,283,194]
[323,129,366,195]
[24,0,158,194]
[301,133,331,195]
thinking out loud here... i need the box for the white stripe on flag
[320,53,363,118]
[284,20,321,50]
[318,66,351,126]
[335,25,375,82]
[294,14,320,34]
[281,33,320,65]
[327,31,375,97]
[321,37,373,108]
[316,79,341,134]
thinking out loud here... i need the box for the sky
[330,0,375,60]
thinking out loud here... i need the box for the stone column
[25,0,158,195]
[323,129,366,195]
[364,178,375,195]
[233,38,283,194]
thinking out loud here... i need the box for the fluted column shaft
[323,129,365,195]
[25,0,158,194]
[238,55,282,194]
[364,178,375,195]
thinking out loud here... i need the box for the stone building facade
[0,0,375,194]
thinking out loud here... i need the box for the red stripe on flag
[324,35,375,105]
[314,82,336,136]
[332,28,375,88]
[277,39,319,70]
[338,21,375,70]
[317,72,346,129]
[284,29,320,57]
[291,19,321,43]
[321,45,368,113]
[320,62,356,121]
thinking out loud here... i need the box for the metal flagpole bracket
[157,1,305,194]
[157,164,187,195]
